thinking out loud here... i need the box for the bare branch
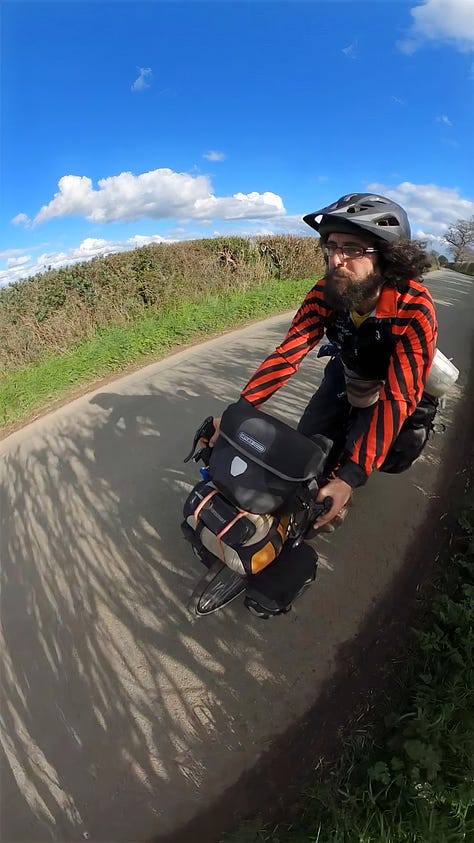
[443,216,474,262]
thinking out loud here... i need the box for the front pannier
[182,479,290,576]
[244,541,318,617]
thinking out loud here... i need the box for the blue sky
[1,0,474,285]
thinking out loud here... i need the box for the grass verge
[223,462,474,842]
[0,277,312,435]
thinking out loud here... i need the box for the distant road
[1,269,473,843]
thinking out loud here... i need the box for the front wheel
[189,561,246,616]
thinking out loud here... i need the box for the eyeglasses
[323,243,378,259]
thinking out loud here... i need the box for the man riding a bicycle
[207,193,438,532]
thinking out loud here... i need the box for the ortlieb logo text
[238,432,266,453]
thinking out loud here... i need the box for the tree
[438,255,449,267]
[443,216,474,262]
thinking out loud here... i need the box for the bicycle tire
[189,561,246,616]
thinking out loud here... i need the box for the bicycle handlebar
[184,416,216,463]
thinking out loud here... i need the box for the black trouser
[296,357,375,471]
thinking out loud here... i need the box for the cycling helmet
[303,193,411,243]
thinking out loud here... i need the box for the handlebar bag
[209,399,332,514]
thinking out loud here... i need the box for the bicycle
[181,346,458,619]
[182,401,333,619]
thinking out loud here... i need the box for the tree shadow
[0,318,327,842]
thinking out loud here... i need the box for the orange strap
[193,489,218,525]
[216,511,249,561]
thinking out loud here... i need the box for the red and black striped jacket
[241,277,438,487]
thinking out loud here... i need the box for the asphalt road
[1,270,473,843]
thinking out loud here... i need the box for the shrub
[0,236,325,373]
[455,261,474,277]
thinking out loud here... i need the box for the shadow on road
[1,321,324,841]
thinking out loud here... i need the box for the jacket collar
[375,285,398,318]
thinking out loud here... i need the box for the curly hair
[376,239,431,291]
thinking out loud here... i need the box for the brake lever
[311,495,333,521]
[192,445,213,465]
[290,495,334,547]
[183,416,216,463]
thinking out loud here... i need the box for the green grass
[223,497,474,843]
[0,277,312,432]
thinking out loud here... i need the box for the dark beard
[324,269,384,312]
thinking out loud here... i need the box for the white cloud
[341,38,358,59]
[398,0,474,53]
[68,234,170,260]
[7,255,31,268]
[131,67,152,91]
[414,230,451,252]
[391,96,406,106]
[212,214,309,239]
[127,234,170,248]
[71,238,117,259]
[436,114,453,126]
[203,150,226,162]
[12,212,31,227]
[193,191,284,220]
[366,181,474,236]
[0,248,25,260]
[29,168,284,226]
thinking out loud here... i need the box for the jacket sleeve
[338,291,438,488]
[241,281,329,407]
